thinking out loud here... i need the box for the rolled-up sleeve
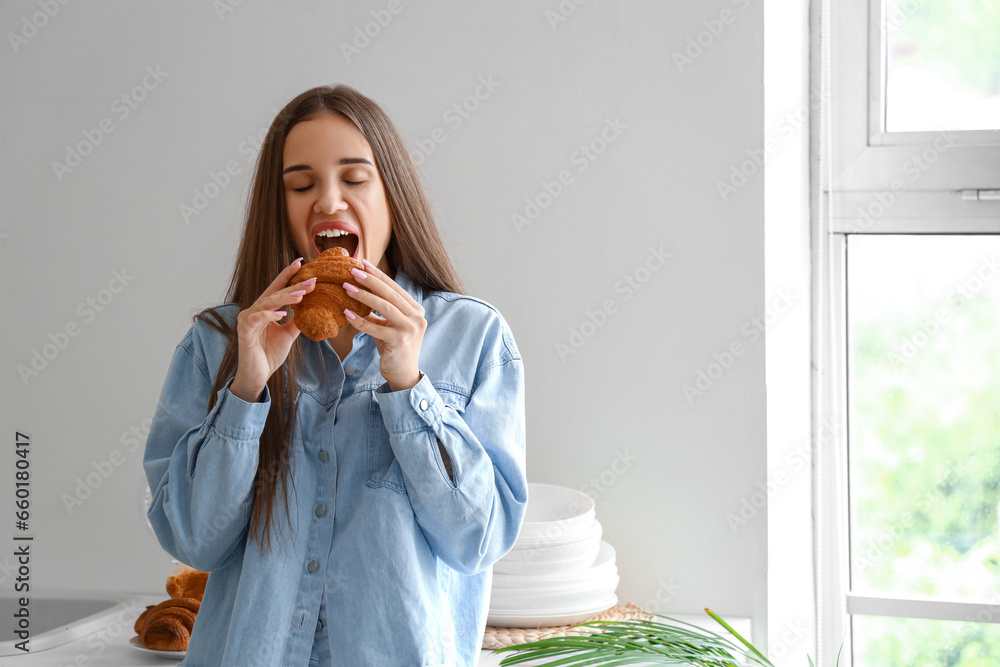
[143,330,269,572]
[373,355,527,575]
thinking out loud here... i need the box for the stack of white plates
[488,483,619,627]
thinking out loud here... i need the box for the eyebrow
[282,158,374,175]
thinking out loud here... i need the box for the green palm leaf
[492,610,775,667]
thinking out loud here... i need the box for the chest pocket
[365,384,470,494]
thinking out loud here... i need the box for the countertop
[0,594,747,666]
[0,593,538,666]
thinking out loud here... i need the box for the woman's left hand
[342,258,426,392]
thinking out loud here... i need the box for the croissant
[135,597,201,651]
[134,605,155,636]
[292,247,373,341]
[166,563,208,601]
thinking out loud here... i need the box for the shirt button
[345,365,355,376]
[419,399,429,411]
[315,504,326,517]
[318,450,328,462]
[317,619,323,631]
[307,560,318,573]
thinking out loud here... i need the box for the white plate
[493,538,601,575]
[502,522,602,564]
[493,552,597,576]
[490,573,620,610]
[490,578,620,615]
[518,483,595,541]
[493,541,617,589]
[517,512,596,545]
[491,570,619,598]
[512,515,602,548]
[129,635,186,659]
[486,594,618,628]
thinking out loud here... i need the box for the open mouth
[314,228,360,260]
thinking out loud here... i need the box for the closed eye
[292,180,366,192]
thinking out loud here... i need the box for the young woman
[143,84,527,666]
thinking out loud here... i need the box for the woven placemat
[482,601,654,649]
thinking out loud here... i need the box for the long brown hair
[194,84,465,556]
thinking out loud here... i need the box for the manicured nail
[362,258,375,270]
[344,308,356,320]
[351,267,367,280]
[302,277,318,285]
[290,290,306,297]
[293,257,303,264]
[342,282,359,293]
[274,310,287,317]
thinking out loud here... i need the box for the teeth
[315,228,354,238]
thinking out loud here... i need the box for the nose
[312,181,348,215]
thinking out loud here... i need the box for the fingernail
[290,290,306,297]
[274,310,287,317]
[362,258,374,269]
[344,308,356,320]
[293,257,303,264]
[303,277,318,285]
[342,282,359,294]
[351,267,367,280]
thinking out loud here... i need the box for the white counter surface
[0,593,520,666]
[1,593,749,667]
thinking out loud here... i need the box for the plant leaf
[704,608,772,666]
[493,611,771,667]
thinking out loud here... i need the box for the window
[816,0,1000,665]
[847,235,1000,664]
[882,1,1000,133]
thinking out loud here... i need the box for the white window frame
[814,0,1000,665]
[824,0,1000,235]
[866,0,1000,148]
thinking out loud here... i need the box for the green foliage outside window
[851,247,1000,664]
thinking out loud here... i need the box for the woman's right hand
[229,258,317,402]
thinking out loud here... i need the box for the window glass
[884,0,1000,132]
[854,615,1000,665]
[848,235,1000,603]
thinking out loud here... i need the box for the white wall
[0,0,768,646]
[765,0,816,664]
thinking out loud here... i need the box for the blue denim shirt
[143,269,527,666]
